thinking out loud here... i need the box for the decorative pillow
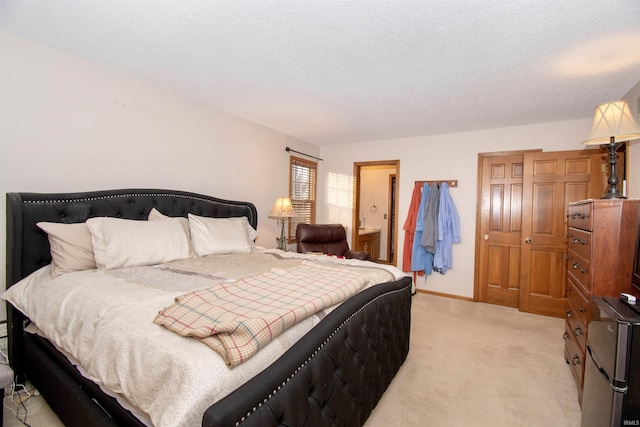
[147,208,196,258]
[188,214,253,256]
[86,217,191,270]
[36,222,96,277]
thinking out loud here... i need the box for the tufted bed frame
[5,189,412,427]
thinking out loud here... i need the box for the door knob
[483,234,489,241]
[524,237,532,244]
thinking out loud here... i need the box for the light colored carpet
[366,293,582,427]
[2,293,582,427]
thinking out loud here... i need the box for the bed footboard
[203,276,412,427]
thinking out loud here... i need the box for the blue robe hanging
[433,182,461,274]
[411,183,434,274]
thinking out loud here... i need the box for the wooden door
[518,150,602,317]
[477,154,525,307]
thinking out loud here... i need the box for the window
[288,156,317,241]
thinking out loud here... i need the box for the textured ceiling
[1,0,639,146]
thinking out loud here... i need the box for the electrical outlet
[0,322,7,338]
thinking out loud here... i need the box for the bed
[4,189,412,426]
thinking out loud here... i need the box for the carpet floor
[366,293,582,426]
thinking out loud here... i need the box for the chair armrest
[344,250,372,261]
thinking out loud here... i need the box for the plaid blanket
[154,260,368,366]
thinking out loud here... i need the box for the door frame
[353,160,400,266]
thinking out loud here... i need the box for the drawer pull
[572,262,580,269]
[572,355,581,366]
[579,306,584,313]
[574,327,583,336]
[566,310,572,318]
[569,212,589,220]
[563,331,571,340]
[580,268,587,274]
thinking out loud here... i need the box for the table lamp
[582,100,640,199]
[268,197,296,250]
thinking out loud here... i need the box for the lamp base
[601,191,627,200]
[600,140,626,200]
[276,219,287,251]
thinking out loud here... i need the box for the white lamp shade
[268,197,296,219]
[583,100,640,145]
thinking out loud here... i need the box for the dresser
[564,199,640,404]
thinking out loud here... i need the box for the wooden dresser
[564,199,640,404]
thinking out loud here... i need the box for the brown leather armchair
[296,224,371,261]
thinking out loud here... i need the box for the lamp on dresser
[582,100,640,199]
[268,196,296,250]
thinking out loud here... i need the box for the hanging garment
[420,182,440,254]
[402,182,423,272]
[411,183,433,275]
[433,182,461,274]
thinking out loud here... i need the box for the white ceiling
[1,0,639,146]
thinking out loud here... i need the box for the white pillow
[36,222,96,277]
[148,207,170,221]
[86,217,191,270]
[147,208,196,257]
[188,214,253,256]
[244,218,258,241]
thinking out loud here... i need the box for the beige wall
[0,32,319,310]
[623,80,640,198]
[318,119,606,297]
[319,83,639,298]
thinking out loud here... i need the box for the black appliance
[581,296,640,427]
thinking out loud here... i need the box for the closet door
[518,150,601,317]
[477,154,525,307]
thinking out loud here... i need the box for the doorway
[354,160,400,266]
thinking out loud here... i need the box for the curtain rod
[286,147,324,161]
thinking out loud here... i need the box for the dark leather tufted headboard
[6,189,257,288]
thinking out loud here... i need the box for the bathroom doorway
[353,160,399,266]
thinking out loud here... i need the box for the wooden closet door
[477,154,525,307]
[518,150,602,317]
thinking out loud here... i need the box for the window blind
[289,156,317,241]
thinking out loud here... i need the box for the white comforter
[2,248,404,427]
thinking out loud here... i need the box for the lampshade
[582,100,640,145]
[268,197,296,219]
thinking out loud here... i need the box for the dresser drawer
[567,315,587,353]
[567,227,591,261]
[567,202,593,231]
[564,322,585,388]
[567,251,591,294]
[566,277,589,327]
